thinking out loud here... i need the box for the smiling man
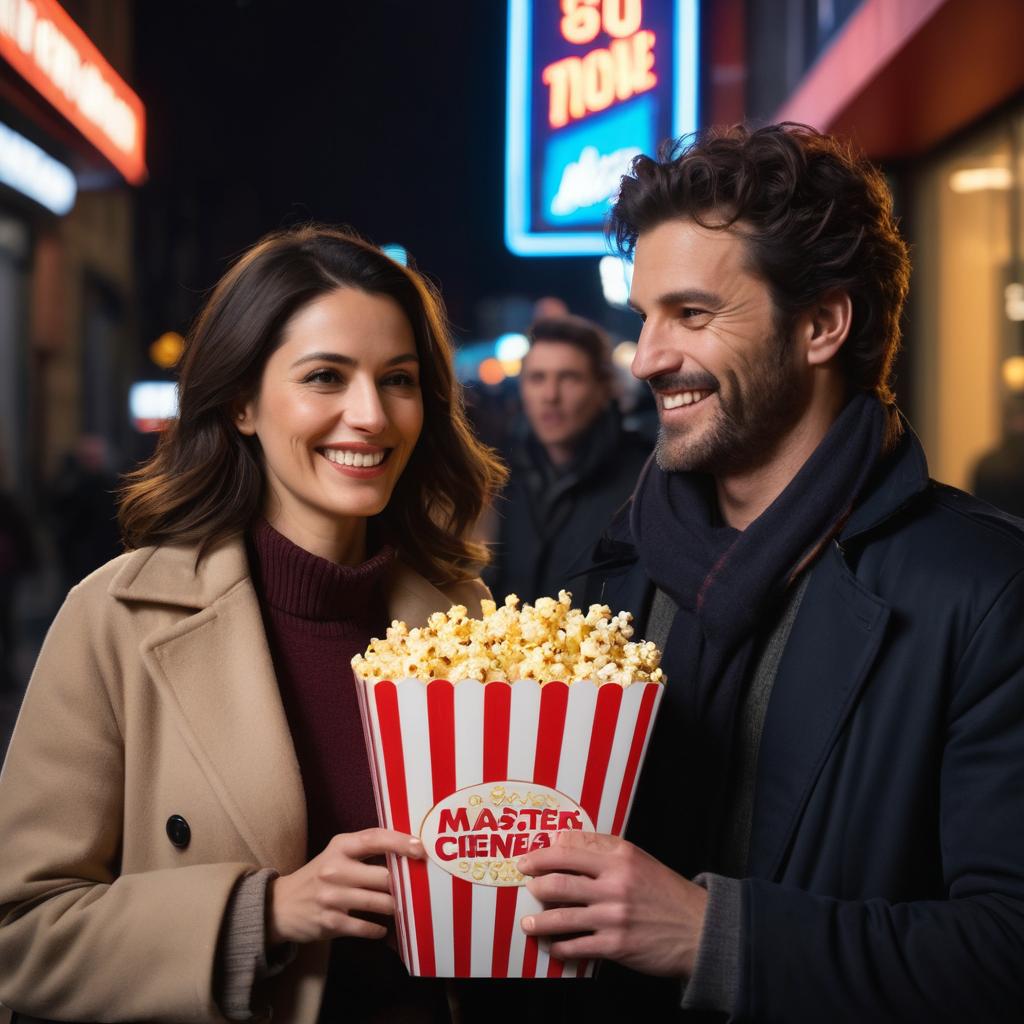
[516,125,1024,1021]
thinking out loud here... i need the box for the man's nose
[631,321,681,383]
[541,379,561,403]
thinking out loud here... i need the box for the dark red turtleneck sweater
[247,521,449,1023]
[248,518,393,857]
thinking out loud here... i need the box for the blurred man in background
[972,392,1024,517]
[485,315,650,604]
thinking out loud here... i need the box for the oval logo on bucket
[420,781,595,886]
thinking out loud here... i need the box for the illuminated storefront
[0,0,145,493]
[907,112,1024,491]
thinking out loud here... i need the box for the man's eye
[681,308,709,319]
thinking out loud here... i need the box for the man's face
[519,340,609,452]
[629,218,810,475]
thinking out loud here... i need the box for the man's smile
[660,389,715,411]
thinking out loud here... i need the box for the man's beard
[652,326,808,475]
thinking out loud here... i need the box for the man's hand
[517,830,707,977]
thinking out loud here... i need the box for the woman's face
[237,286,423,546]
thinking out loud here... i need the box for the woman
[0,226,506,1023]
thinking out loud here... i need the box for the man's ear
[797,289,852,367]
[233,399,258,437]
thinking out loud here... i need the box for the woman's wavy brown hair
[610,123,911,405]
[119,225,506,584]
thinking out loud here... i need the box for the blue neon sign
[506,0,700,257]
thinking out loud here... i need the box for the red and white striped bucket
[355,677,664,978]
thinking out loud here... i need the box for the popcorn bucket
[355,676,664,978]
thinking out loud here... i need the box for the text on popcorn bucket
[420,781,595,886]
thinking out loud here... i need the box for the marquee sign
[505,0,698,256]
[0,0,147,184]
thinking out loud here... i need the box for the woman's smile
[317,444,393,476]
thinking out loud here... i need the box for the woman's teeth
[662,390,712,410]
[321,449,387,468]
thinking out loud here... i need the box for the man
[515,125,1024,1021]
[485,315,650,603]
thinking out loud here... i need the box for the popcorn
[352,590,665,685]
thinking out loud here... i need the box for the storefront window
[909,105,1024,492]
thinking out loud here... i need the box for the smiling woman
[119,225,504,584]
[233,286,426,563]
[0,226,507,1023]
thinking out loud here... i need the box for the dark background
[133,0,612,350]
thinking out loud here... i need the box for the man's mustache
[647,372,719,393]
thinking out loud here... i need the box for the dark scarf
[626,393,889,876]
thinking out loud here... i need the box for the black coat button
[166,815,191,849]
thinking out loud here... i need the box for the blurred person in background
[49,433,123,594]
[485,314,650,604]
[516,124,1024,1021]
[971,391,1024,517]
[0,450,36,694]
[531,294,570,322]
[0,225,505,1024]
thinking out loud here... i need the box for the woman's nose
[343,377,388,434]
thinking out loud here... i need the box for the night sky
[133,0,611,348]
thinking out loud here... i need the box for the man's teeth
[662,390,711,410]
[322,449,387,468]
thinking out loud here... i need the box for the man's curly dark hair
[609,123,911,404]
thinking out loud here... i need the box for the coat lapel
[749,541,890,881]
[113,539,308,872]
[386,561,467,624]
[141,581,308,872]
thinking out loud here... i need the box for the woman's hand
[267,827,423,945]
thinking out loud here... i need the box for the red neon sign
[541,0,657,129]
[0,0,147,184]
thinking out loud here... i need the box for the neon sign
[506,0,699,257]
[0,0,147,184]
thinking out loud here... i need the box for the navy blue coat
[485,407,651,605]
[576,428,1024,1021]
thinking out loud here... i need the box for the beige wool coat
[0,536,489,1023]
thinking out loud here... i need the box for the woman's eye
[382,372,418,388]
[303,368,342,385]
